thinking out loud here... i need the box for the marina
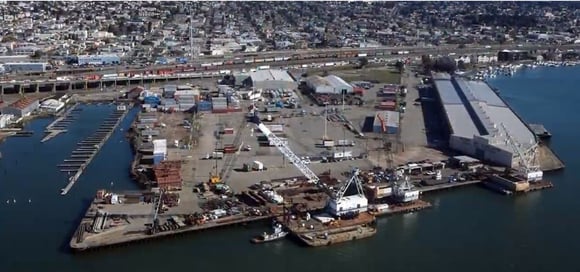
[58,104,130,195]
[41,103,80,142]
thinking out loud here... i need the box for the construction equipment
[498,123,543,182]
[250,112,367,217]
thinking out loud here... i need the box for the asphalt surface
[400,70,428,148]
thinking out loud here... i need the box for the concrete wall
[450,133,517,168]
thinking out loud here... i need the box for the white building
[77,54,120,65]
[306,75,353,94]
[246,69,297,91]
[3,62,48,73]
[0,114,13,128]
[39,99,65,114]
[432,73,537,168]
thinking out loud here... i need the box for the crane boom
[251,114,368,216]
[254,122,320,184]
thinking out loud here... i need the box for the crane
[498,123,542,182]
[249,114,368,217]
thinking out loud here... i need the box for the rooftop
[434,74,536,151]
[8,97,38,110]
[250,69,295,83]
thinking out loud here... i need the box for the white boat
[251,223,288,244]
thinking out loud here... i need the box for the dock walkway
[59,104,131,195]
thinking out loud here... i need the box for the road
[3,43,579,84]
[400,70,428,148]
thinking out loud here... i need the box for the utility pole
[189,3,195,61]
[323,104,328,140]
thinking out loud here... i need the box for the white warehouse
[432,73,538,169]
[3,62,48,73]
[77,54,121,65]
[306,75,353,94]
[245,69,297,91]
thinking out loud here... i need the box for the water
[1,67,579,271]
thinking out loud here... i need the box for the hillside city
[0,1,578,66]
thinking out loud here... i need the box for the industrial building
[244,69,297,90]
[1,97,39,118]
[2,62,48,73]
[432,73,538,168]
[77,54,121,65]
[306,75,353,94]
[372,110,400,134]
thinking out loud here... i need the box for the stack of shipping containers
[175,87,198,112]
[212,97,228,113]
[153,161,182,190]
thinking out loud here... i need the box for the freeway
[3,43,579,83]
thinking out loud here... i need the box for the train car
[244,59,254,64]
[265,58,274,62]
[274,57,283,62]
[255,58,265,63]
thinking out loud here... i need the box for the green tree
[358,57,369,68]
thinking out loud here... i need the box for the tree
[31,50,44,59]
[457,60,467,70]
[421,55,433,72]
[357,57,369,68]
[433,57,457,73]
[395,60,405,73]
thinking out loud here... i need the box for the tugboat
[251,222,288,244]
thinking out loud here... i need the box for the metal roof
[373,110,400,129]
[433,74,535,150]
[433,79,462,105]
[250,69,295,83]
[324,75,350,88]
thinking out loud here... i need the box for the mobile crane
[250,114,368,217]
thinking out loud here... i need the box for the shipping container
[198,100,212,111]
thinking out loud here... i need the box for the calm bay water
[1,66,579,271]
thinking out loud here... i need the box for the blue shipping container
[153,154,164,165]
[198,101,212,111]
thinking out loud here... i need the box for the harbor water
[1,66,580,271]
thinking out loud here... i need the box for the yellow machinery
[209,172,221,184]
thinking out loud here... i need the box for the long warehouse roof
[433,73,536,151]
[250,69,295,83]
